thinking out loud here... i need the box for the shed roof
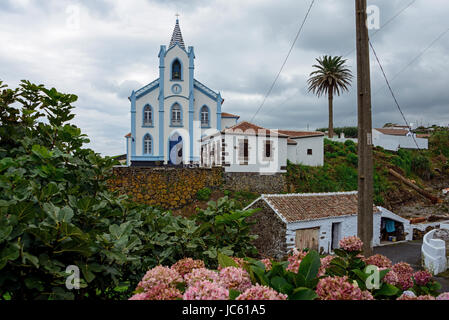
[375,128,409,136]
[221,112,240,119]
[223,121,289,137]
[248,191,380,223]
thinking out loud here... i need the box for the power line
[369,40,421,150]
[374,25,449,95]
[343,0,417,57]
[250,0,315,122]
[264,0,417,118]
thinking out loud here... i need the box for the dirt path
[374,240,449,293]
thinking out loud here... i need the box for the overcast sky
[1,0,448,156]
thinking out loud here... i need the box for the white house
[245,191,412,257]
[372,127,428,151]
[200,122,325,173]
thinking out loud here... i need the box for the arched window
[201,106,209,127]
[143,134,152,154]
[171,59,181,80]
[143,105,152,126]
[171,103,182,126]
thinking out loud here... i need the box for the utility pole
[355,0,374,256]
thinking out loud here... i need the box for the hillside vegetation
[286,130,449,217]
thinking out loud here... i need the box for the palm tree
[307,55,353,139]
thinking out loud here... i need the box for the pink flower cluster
[183,280,229,300]
[413,270,433,286]
[316,276,373,300]
[131,265,183,300]
[363,254,392,268]
[391,262,414,290]
[260,259,272,271]
[286,248,308,273]
[382,269,399,286]
[218,267,252,292]
[437,292,449,300]
[184,268,219,286]
[397,293,436,300]
[339,236,363,252]
[171,258,205,276]
[217,257,247,271]
[236,284,287,300]
[318,255,335,276]
[137,265,183,291]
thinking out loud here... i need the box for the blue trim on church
[188,46,195,162]
[158,45,166,162]
[130,90,136,157]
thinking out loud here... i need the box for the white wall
[372,129,428,151]
[288,136,324,166]
[422,228,448,275]
[135,88,159,156]
[201,133,288,173]
[221,117,238,129]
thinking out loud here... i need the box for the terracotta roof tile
[375,128,409,136]
[223,121,289,137]
[287,139,297,145]
[278,130,325,139]
[416,133,430,138]
[125,132,131,138]
[221,112,240,118]
[260,192,379,223]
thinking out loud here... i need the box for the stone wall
[109,166,222,209]
[223,172,287,194]
[247,200,287,260]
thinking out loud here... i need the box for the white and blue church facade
[125,19,237,166]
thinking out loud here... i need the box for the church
[125,18,237,166]
[125,18,324,172]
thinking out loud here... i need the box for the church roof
[169,18,185,50]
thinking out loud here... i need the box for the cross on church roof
[169,15,185,50]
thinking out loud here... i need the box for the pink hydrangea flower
[437,292,449,300]
[183,280,229,300]
[286,249,308,273]
[218,267,252,292]
[339,236,363,252]
[363,254,392,268]
[391,262,414,275]
[236,284,288,300]
[391,262,414,290]
[316,276,373,300]
[260,259,272,271]
[318,255,335,276]
[413,270,433,286]
[144,283,183,300]
[184,268,219,286]
[397,293,435,300]
[136,265,183,291]
[129,292,150,300]
[382,270,399,286]
[171,258,205,276]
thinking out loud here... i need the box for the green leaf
[0,225,13,243]
[298,250,320,282]
[229,289,241,300]
[270,276,293,294]
[0,243,20,270]
[217,252,239,268]
[374,283,400,297]
[290,287,318,300]
[22,252,39,268]
[31,144,52,159]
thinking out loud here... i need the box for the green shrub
[0,81,259,299]
[196,187,212,201]
[346,153,358,166]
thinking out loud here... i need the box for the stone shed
[245,191,412,258]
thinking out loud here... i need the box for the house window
[201,106,209,127]
[307,149,313,155]
[239,138,249,164]
[172,59,181,80]
[143,105,152,126]
[143,134,152,154]
[171,103,182,126]
[264,140,272,159]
